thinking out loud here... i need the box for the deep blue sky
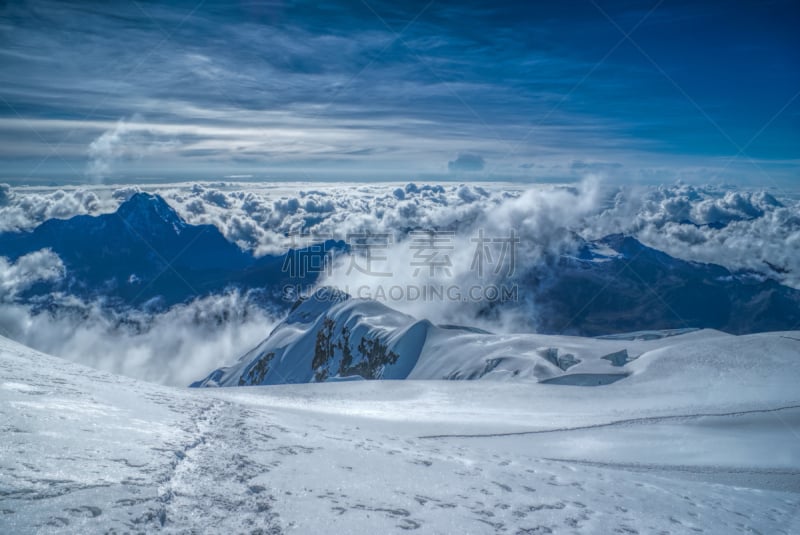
[0,0,797,184]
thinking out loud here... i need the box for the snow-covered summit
[284,286,351,324]
[192,290,800,390]
[194,290,429,387]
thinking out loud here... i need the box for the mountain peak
[597,234,649,257]
[286,287,350,324]
[116,193,186,232]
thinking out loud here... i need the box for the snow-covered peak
[193,291,429,387]
[285,287,351,324]
[192,291,754,389]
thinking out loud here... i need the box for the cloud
[457,184,488,203]
[86,116,180,181]
[2,180,799,294]
[586,184,800,288]
[111,185,143,202]
[0,2,797,183]
[0,179,600,330]
[140,182,521,255]
[0,291,276,386]
[0,249,64,301]
[0,183,12,206]
[1,180,799,383]
[570,160,623,173]
[318,178,602,330]
[690,190,781,225]
[448,153,486,173]
[0,185,114,232]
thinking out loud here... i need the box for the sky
[0,0,797,185]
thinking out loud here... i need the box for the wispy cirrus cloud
[87,116,181,181]
[0,0,797,183]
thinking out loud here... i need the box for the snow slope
[2,333,800,533]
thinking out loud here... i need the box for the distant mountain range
[0,192,341,310]
[1,192,798,335]
[516,233,800,335]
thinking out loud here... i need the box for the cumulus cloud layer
[155,181,523,257]
[0,185,113,232]
[319,178,601,328]
[2,181,798,290]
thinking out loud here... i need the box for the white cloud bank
[0,292,275,386]
[2,181,798,288]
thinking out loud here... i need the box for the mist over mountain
[3,181,798,284]
[1,183,799,388]
[2,189,799,335]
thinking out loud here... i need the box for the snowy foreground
[2,334,800,534]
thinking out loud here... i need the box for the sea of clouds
[1,179,798,384]
[2,180,798,283]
